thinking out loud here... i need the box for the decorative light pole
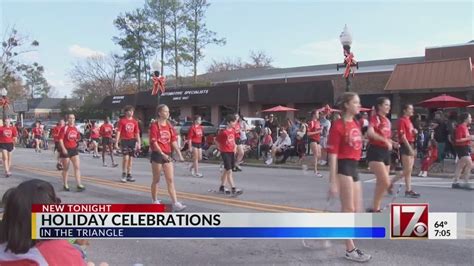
[0,87,9,122]
[336,25,359,92]
[151,59,166,106]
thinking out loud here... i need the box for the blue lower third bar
[40,227,386,239]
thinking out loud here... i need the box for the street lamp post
[336,25,359,92]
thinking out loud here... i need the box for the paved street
[1,148,473,265]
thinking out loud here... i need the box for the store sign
[162,89,209,101]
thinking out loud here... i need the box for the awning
[100,94,136,110]
[384,58,474,91]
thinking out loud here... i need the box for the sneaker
[77,185,85,192]
[319,160,327,166]
[231,188,243,196]
[152,199,161,204]
[265,158,273,165]
[121,173,127,183]
[126,174,136,182]
[112,163,119,168]
[63,185,70,191]
[421,171,428,177]
[315,172,323,178]
[452,182,462,189]
[219,186,230,194]
[418,171,423,177]
[366,208,382,213]
[345,248,372,262]
[194,173,203,178]
[173,202,186,212]
[235,165,242,171]
[405,190,420,198]
[103,163,108,167]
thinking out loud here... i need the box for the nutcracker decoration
[151,70,166,96]
[0,88,9,122]
[336,25,359,92]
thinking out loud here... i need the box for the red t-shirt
[90,126,100,139]
[0,126,18,143]
[327,119,362,160]
[99,124,114,138]
[32,127,43,137]
[52,126,63,142]
[455,124,471,146]
[117,118,139,140]
[368,115,392,148]
[149,122,177,154]
[58,125,80,149]
[188,124,203,144]
[397,116,415,143]
[217,128,236,153]
[308,120,321,141]
[233,122,241,140]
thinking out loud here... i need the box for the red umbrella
[418,94,472,108]
[261,105,298,112]
[316,104,340,113]
[468,105,474,108]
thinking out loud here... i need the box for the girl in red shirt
[0,118,18,177]
[366,97,395,212]
[115,105,141,183]
[89,121,101,159]
[389,104,420,198]
[187,115,204,177]
[419,139,438,177]
[149,104,186,211]
[52,119,65,170]
[32,121,43,153]
[99,117,118,168]
[452,113,473,189]
[216,114,242,195]
[327,92,371,263]
[58,113,85,192]
[308,110,323,177]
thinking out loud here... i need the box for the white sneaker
[345,248,372,262]
[421,171,428,177]
[194,173,203,178]
[173,202,186,212]
[315,172,323,178]
[152,200,161,204]
[265,158,273,165]
[319,160,327,166]
[418,171,423,177]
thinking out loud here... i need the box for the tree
[69,54,132,101]
[246,50,273,68]
[167,0,191,86]
[19,62,51,98]
[6,78,28,102]
[145,0,172,75]
[206,51,273,73]
[113,8,153,91]
[185,0,225,83]
[206,57,244,73]
[0,27,39,90]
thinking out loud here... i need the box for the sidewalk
[202,155,458,179]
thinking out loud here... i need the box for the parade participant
[366,97,394,212]
[188,115,204,177]
[32,121,43,153]
[115,105,141,183]
[58,113,85,192]
[216,114,243,196]
[327,92,371,262]
[308,110,323,177]
[388,104,420,198]
[149,104,186,211]
[452,113,473,189]
[233,113,247,171]
[52,119,65,170]
[100,117,118,168]
[418,139,438,177]
[0,118,18,177]
[90,121,101,158]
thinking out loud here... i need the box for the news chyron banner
[31,204,472,240]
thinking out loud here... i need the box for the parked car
[179,121,218,136]
[243,117,265,130]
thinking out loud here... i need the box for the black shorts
[121,139,137,156]
[221,152,235,171]
[192,142,202,149]
[60,148,79,158]
[400,142,415,156]
[91,138,100,143]
[455,146,470,158]
[102,137,112,146]
[34,135,42,140]
[337,159,359,182]
[150,152,171,164]
[309,139,320,144]
[367,145,391,165]
[0,143,14,152]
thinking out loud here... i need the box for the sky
[1,0,472,98]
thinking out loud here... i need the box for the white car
[243,117,265,130]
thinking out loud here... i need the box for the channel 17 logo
[391,204,428,239]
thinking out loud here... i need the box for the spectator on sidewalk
[260,128,273,160]
[266,129,291,165]
[431,111,448,162]
[265,114,279,142]
[418,139,438,177]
